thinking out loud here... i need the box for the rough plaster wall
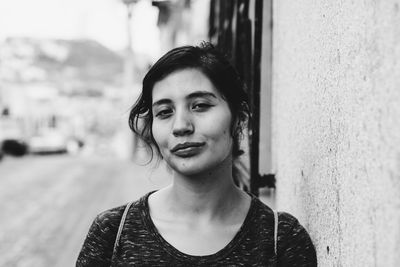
[272,1,400,266]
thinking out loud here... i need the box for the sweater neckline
[140,190,258,263]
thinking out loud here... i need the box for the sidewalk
[0,155,170,267]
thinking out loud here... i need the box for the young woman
[77,43,317,266]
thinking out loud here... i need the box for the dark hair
[129,42,250,162]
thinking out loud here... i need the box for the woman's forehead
[152,68,221,102]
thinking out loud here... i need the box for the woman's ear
[231,117,241,138]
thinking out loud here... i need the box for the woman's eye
[155,109,172,118]
[192,103,211,111]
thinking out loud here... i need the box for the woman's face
[151,68,233,176]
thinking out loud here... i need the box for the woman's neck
[164,157,246,220]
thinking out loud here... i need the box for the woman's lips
[171,142,205,157]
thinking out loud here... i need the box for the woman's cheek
[210,112,232,138]
[152,124,167,152]
[208,119,233,150]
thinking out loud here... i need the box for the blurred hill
[0,37,124,96]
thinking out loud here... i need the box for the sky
[0,0,160,55]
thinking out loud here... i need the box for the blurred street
[0,154,170,267]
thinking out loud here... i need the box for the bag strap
[112,201,134,256]
[273,210,278,255]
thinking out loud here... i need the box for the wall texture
[272,1,400,266]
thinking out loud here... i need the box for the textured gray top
[77,192,317,266]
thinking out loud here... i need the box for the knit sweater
[77,192,317,266]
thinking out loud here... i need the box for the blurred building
[0,37,127,155]
[152,0,210,53]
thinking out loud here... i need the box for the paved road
[0,154,170,267]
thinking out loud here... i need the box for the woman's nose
[172,111,194,137]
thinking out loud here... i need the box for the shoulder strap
[112,201,134,256]
[273,210,278,255]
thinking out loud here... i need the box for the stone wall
[271,1,400,265]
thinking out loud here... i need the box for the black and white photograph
[0,0,399,266]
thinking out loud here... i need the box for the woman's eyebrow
[152,99,171,108]
[152,91,217,107]
[186,91,217,100]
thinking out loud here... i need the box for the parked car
[0,118,29,157]
[28,130,69,154]
[28,130,83,154]
[1,139,28,156]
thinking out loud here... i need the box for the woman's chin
[165,151,232,178]
[171,164,206,177]
[169,160,223,179]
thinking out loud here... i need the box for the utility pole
[122,0,139,91]
[121,0,140,158]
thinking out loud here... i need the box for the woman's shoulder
[277,211,303,229]
[252,199,317,264]
[252,197,311,239]
[88,203,131,238]
[275,212,317,264]
[82,195,148,245]
[93,193,148,229]
[76,192,154,266]
[95,204,127,224]
[252,197,303,227]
